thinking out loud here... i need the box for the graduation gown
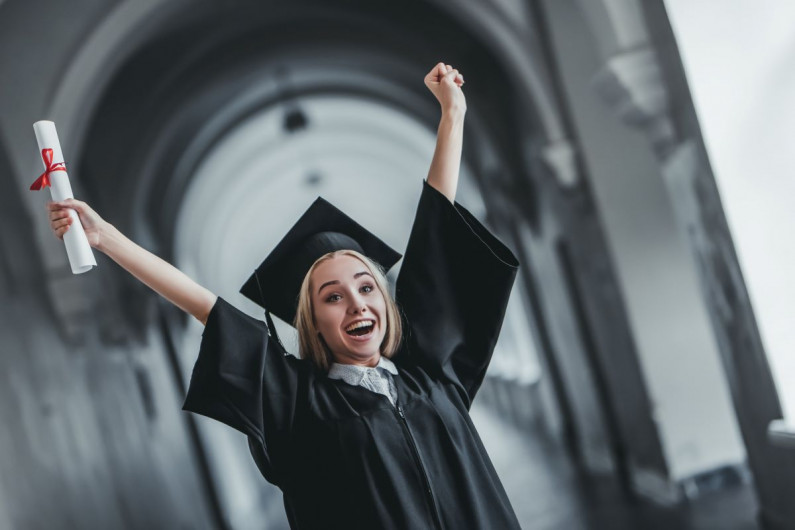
[183,181,521,529]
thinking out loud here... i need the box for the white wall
[543,0,746,482]
[665,0,795,423]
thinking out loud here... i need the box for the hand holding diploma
[47,198,106,248]
[47,196,217,325]
[30,120,97,274]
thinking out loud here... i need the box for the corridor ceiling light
[283,108,308,133]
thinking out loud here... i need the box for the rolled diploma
[33,120,97,274]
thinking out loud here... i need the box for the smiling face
[309,254,388,367]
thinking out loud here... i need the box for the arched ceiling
[175,94,485,342]
[61,0,567,330]
[78,1,554,237]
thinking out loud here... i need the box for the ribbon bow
[30,148,66,191]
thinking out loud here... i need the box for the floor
[470,404,760,530]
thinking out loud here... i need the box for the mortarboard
[240,197,402,332]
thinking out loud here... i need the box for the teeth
[345,320,374,332]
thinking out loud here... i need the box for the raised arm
[47,199,217,324]
[424,62,467,203]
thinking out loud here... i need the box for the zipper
[396,405,444,529]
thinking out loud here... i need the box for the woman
[48,63,521,529]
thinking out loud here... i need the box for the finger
[432,63,447,83]
[51,217,72,229]
[442,69,460,85]
[55,225,70,239]
[60,198,82,210]
[426,63,444,83]
[48,199,77,213]
[50,209,71,222]
[62,198,90,217]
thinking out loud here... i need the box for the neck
[333,352,381,368]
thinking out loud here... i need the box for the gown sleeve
[182,296,308,486]
[396,181,519,407]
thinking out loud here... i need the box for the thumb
[60,198,84,210]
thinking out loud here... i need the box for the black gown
[183,181,521,529]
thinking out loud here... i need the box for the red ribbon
[29,148,66,191]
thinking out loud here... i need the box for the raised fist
[424,62,466,114]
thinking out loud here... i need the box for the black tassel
[254,270,285,351]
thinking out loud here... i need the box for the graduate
[47,62,521,529]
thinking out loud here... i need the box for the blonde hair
[294,250,402,371]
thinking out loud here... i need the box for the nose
[348,293,368,314]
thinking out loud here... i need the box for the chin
[345,342,380,357]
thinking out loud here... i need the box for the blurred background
[0,0,793,528]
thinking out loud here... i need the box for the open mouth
[345,320,375,337]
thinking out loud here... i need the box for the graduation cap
[240,197,402,335]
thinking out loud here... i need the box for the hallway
[1,0,794,527]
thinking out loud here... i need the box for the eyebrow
[317,271,373,294]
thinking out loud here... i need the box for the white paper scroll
[33,120,97,274]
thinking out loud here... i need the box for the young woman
[47,63,521,529]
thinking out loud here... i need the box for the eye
[325,293,342,303]
[360,284,374,294]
